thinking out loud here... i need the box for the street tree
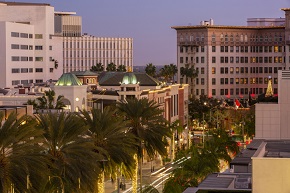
[117,98,171,193]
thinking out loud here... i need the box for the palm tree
[169,63,178,82]
[106,62,117,71]
[117,64,127,72]
[79,107,136,193]
[0,112,47,192]
[159,65,171,82]
[169,120,184,162]
[117,98,171,193]
[180,63,198,84]
[91,63,104,72]
[36,112,100,193]
[145,63,156,77]
[163,146,219,193]
[29,90,65,110]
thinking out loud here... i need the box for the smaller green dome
[55,73,82,86]
[122,72,137,84]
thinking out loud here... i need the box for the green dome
[122,72,137,84]
[55,73,82,86]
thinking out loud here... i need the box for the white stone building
[0,2,63,88]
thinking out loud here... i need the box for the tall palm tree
[0,112,47,192]
[117,64,127,72]
[106,62,117,71]
[159,65,171,82]
[91,63,104,72]
[169,63,178,82]
[180,63,198,84]
[36,112,101,193]
[79,107,136,193]
[117,98,171,193]
[145,63,156,77]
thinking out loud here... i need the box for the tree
[117,64,127,72]
[163,146,219,193]
[159,64,178,83]
[180,63,198,84]
[145,63,156,77]
[36,112,100,192]
[79,107,136,193]
[117,98,171,193]
[91,63,104,72]
[27,90,65,110]
[0,112,47,192]
[106,62,117,71]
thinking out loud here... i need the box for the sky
[14,0,290,66]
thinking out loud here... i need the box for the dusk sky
[16,0,290,66]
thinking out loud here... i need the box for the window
[212,89,216,96]
[49,46,52,50]
[225,67,228,74]
[11,44,19,49]
[196,57,199,63]
[212,34,216,42]
[201,78,204,85]
[35,57,43,62]
[201,67,205,74]
[212,57,216,63]
[212,67,216,74]
[12,56,20,61]
[50,68,54,73]
[21,57,28,61]
[35,79,43,83]
[12,80,20,85]
[220,57,224,63]
[20,45,28,50]
[225,46,228,52]
[225,57,228,63]
[201,46,205,52]
[35,68,43,72]
[20,33,28,38]
[220,67,224,74]
[236,57,239,63]
[35,46,43,50]
[212,46,216,52]
[220,78,224,85]
[230,67,234,74]
[12,68,20,73]
[29,68,33,72]
[201,57,205,63]
[212,78,216,85]
[220,89,224,95]
[11,32,19,37]
[236,46,239,52]
[29,45,33,50]
[21,68,28,73]
[29,34,33,38]
[35,34,43,39]
[180,57,183,63]
[196,78,199,85]
[230,78,234,84]
[230,46,234,52]
[225,78,228,84]
[236,78,239,85]
[221,46,224,52]
[29,57,33,61]
[236,67,239,74]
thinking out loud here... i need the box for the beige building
[172,9,290,100]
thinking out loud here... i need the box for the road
[105,156,190,193]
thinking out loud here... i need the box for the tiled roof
[55,73,82,86]
[71,70,98,77]
[98,72,161,86]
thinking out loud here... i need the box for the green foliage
[26,90,65,110]
[91,63,104,72]
[106,62,117,71]
[117,98,171,159]
[159,63,178,83]
[180,63,198,84]
[117,64,127,72]
[145,63,156,77]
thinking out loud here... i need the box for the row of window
[64,41,132,50]
[181,45,284,54]
[215,66,282,74]
[11,56,43,62]
[64,50,131,58]
[11,44,52,51]
[11,32,43,39]
[211,87,278,96]
[180,56,284,64]
[12,68,43,73]
[180,33,283,43]
[12,79,43,86]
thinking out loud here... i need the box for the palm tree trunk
[95,171,104,193]
[171,132,175,162]
[132,154,138,193]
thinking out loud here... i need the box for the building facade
[0,2,63,88]
[172,9,290,100]
[0,1,133,88]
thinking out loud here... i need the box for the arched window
[220,34,224,42]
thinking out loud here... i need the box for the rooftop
[55,73,83,86]
[0,1,50,6]
[171,25,285,30]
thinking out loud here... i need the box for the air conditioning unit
[234,177,252,189]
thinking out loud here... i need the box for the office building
[172,9,290,99]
